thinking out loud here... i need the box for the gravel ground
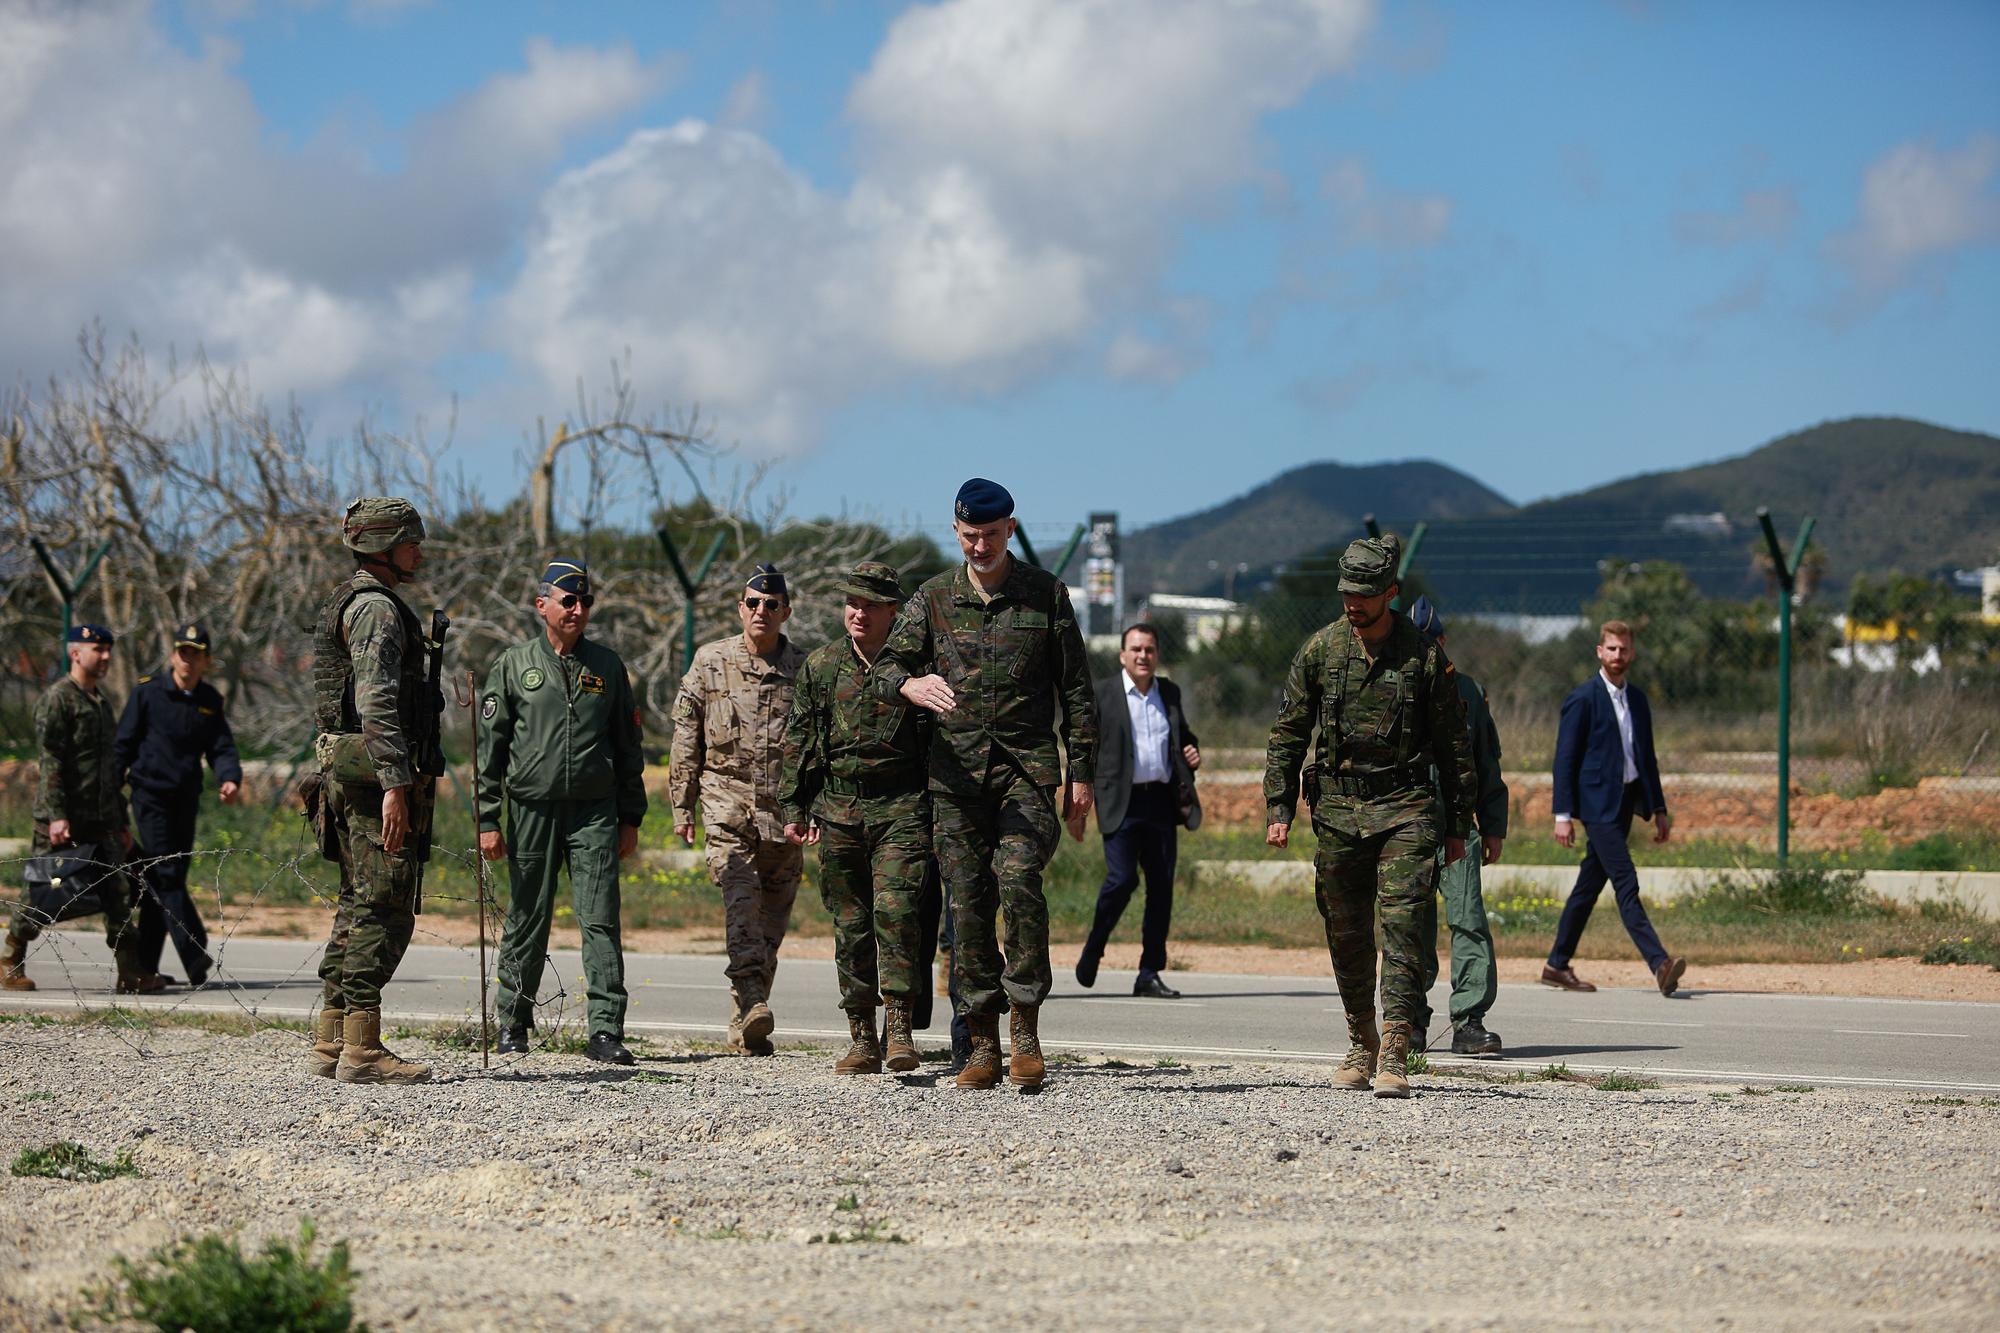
[2,1021,1997,1330]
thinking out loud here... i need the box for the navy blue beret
[954,477,1014,525]
[1407,594,1444,640]
[542,559,590,595]
[745,562,788,600]
[68,624,115,645]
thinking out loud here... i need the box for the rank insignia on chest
[579,671,607,695]
[521,667,545,691]
[1010,610,1048,629]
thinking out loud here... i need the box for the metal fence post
[29,537,113,649]
[1757,507,1816,866]
[656,527,728,677]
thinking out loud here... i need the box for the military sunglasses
[742,596,786,611]
[556,593,594,609]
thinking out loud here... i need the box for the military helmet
[1336,535,1402,596]
[341,497,426,554]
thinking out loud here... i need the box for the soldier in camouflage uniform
[477,560,649,1066]
[670,563,806,1055]
[1407,596,1509,1058]
[778,561,929,1076]
[306,497,441,1086]
[3,625,162,994]
[873,478,1097,1091]
[1263,536,1475,1099]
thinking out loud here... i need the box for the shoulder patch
[481,694,498,720]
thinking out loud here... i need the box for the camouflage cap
[341,496,426,554]
[1336,535,1402,596]
[834,561,905,605]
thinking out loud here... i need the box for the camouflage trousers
[494,797,627,1039]
[318,781,425,1013]
[933,768,1061,1016]
[816,803,929,1011]
[705,821,802,1007]
[9,822,143,971]
[1313,813,1439,1027]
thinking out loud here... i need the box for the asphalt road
[8,931,2000,1092]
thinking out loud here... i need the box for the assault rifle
[419,609,451,779]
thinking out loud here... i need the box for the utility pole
[1757,507,1817,867]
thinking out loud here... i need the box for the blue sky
[5,0,1996,542]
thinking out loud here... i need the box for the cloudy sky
[5,0,1996,535]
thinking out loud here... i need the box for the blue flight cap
[541,559,590,595]
[68,624,115,645]
[954,477,1014,524]
[745,562,788,601]
[1407,594,1444,640]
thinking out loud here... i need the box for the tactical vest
[312,570,428,745]
[1315,619,1438,780]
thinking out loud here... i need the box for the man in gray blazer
[1076,623,1201,998]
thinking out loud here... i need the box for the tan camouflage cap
[342,496,426,554]
[834,560,905,604]
[1336,535,1402,596]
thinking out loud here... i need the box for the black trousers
[130,787,211,982]
[1548,780,1668,972]
[1083,783,1179,980]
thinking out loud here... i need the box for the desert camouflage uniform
[670,633,806,1010]
[778,637,928,1012]
[872,562,1095,1015]
[10,677,142,965]
[314,569,436,1013]
[1264,614,1475,1027]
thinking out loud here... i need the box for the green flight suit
[477,633,648,1038]
[1416,671,1509,1035]
[777,637,928,1013]
[873,560,1096,1016]
[1264,614,1476,1028]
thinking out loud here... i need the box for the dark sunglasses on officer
[742,595,785,612]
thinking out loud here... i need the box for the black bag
[20,843,114,925]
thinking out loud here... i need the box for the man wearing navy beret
[874,478,1098,1090]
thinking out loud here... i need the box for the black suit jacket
[1092,672,1201,834]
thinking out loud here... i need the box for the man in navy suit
[1543,619,1687,996]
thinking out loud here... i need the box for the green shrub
[87,1219,368,1333]
[1920,936,2000,968]
[11,1142,139,1182]
[1694,865,1884,919]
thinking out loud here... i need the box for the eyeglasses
[557,593,594,609]
[742,596,785,611]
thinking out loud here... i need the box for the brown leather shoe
[1655,956,1688,996]
[115,971,168,995]
[1540,964,1597,992]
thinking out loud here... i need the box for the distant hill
[1122,417,2000,610]
[1111,460,1515,600]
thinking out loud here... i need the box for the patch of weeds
[1920,937,2000,969]
[917,1047,956,1064]
[1591,1072,1658,1092]
[1536,1063,1576,1082]
[85,1219,367,1333]
[11,1141,140,1182]
[1708,1092,1733,1101]
[1693,865,1886,920]
[1771,1083,1816,1094]
[629,1071,676,1086]
[1740,1086,1775,1097]
[631,1167,654,1180]
[1100,1058,1136,1070]
[1046,1052,1086,1066]
[834,1192,860,1213]
[1153,1058,1185,1069]
[0,1011,60,1027]
[809,1220,908,1245]
[1911,1095,1969,1107]
[1405,1052,1431,1076]
[20,1090,55,1103]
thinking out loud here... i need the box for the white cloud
[1829,135,2000,295]
[1674,187,1798,248]
[1322,159,1453,247]
[720,70,771,130]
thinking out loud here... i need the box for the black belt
[1322,762,1430,799]
[823,772,922,800]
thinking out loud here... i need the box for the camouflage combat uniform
[1263,614,1475,1029]
[872,561,1096,1017]
[777,637,928,1013]
[9,676,144,969]
[669,632,806,1014]
[313,568,437,1016]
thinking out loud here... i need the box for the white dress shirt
[1600,669,1640,784]
[1124,670,1172,786]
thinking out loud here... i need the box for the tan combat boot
[1332,1010,1379,1091]
[835,1011,883,1075]
[335,1010,432,1085]
[1007,1003,1046,1089]
[1,931,35,992]
[741,1000,776,1055]
[954,1013,1002,1090]
[309,1007,344,1078]
[882,998,920,1073]
[1374,1020,1413,1099]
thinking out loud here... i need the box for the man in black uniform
[115,620,243,988]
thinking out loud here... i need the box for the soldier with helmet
[1262,535,1477,1099]
[305,497,442,1085]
